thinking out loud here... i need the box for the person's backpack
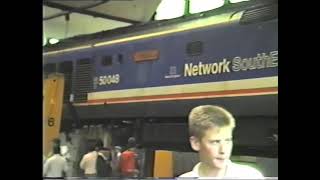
[96,154,112,177]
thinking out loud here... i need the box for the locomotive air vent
[240,3,278,25]
[74,58,93,103]
[186,41,203,56]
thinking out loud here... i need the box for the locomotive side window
[101,56,113,66]
[117,54,123,65]
[77,58,91,65]
[186,41,203,56]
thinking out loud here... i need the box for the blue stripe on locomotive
[95,19,277,91]
[45,18,277,92]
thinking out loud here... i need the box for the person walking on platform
[111,146,122,176]
[43,145,68,178]
[119,137,140,177]
[80,139,110,177]
[46,138,61,159]
[79,139,99,177]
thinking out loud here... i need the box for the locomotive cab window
[77,58,91,65]
[117,54,123,65]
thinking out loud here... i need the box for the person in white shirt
[179,105,264,178]
[43,145,68,178]
[80,139,107,177]
[61,134,77,177]
[80,142,98,177]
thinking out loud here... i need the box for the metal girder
[43,1,140,24]
[44,0,110,21]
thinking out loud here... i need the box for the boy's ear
[190,136,200,151]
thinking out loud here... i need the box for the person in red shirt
[119,137,140,177]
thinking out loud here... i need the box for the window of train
[117,54,123,65]
[186,41,203,56]
[101,56,113,67]
[100,54,123,66]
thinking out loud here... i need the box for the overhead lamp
[48,38,60,45]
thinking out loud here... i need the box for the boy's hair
[188,105,236,138]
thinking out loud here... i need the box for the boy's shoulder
[178,163,200,177]
[227,161,264,178]
[179,171,197,177]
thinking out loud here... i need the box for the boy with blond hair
[179,105,263,178]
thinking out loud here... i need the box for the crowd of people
[43,105,265,179]
[43,136,140,178]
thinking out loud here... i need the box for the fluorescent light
[48,38,59,45]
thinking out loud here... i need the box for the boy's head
[188,105,236,170]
